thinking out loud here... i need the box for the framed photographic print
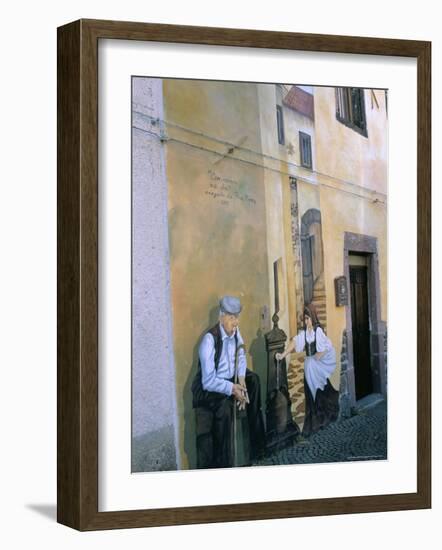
[57,19,431,530]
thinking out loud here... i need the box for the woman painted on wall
[276,303,339,437]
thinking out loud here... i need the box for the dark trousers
[195,369,265,468]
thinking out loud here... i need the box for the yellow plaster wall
[257,84,291,337]
[297,181,320,219]
[314,86,388,388]
[283,105,317,185]
[320,187,388,387]
[282,97,318,335]
[255,85,320,341]
[163,79,271,469]
[314,87,388,195]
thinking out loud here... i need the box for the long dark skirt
[302,378,339,437]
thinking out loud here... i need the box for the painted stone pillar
[265,313,300,450]
[338,329,352,419]
[289,178,305,324]
[131,77,180,471]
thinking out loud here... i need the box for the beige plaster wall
[314,87,388,195]
[314,86,388,389]
[163,79,271,468]
[320,186,388,388]
[299,87,388,387]
[257,84,290,337]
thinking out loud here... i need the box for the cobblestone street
[254,399,387,466]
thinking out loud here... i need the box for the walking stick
[233,343,246,468]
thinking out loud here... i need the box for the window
[299,131,312,169]
[301,234,315,304]
[335,87,367,136]
[276,105,285,145]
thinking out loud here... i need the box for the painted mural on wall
[131,77,389,472]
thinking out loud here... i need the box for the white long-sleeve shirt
[293,326,336,399]
[198,324,246,396]
[293,326,332,354]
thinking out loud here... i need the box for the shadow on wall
[183,305,220,470]
[182,309,268,469]
[248,328,267,417]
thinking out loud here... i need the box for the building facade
[131,77,388,470]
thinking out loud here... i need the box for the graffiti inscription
[205,169,256,207]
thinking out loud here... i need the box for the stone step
[313,288,326,295]
[314,317,327,323]
[355,393,385,412]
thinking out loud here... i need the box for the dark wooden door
[350,266,372,400]
[301,234,314,304]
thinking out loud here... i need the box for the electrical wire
[132,116,387,205]
[133,108,387,199]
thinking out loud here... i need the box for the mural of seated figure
[191,295,266,468]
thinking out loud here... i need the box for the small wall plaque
[335,276,348,306]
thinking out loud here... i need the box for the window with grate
[335,87,367,137]
[276,105,285,145]
[299,131,312,169]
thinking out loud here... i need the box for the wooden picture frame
[57,18,431,531]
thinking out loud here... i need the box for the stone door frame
[344,232,387,406]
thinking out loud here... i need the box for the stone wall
[338,324,388,417]
[338,329,352,419]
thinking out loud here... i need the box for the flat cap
[219,295,242,315]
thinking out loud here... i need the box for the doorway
[300,208,326,328]
[343,232,386,407]
[349,261,372,400]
